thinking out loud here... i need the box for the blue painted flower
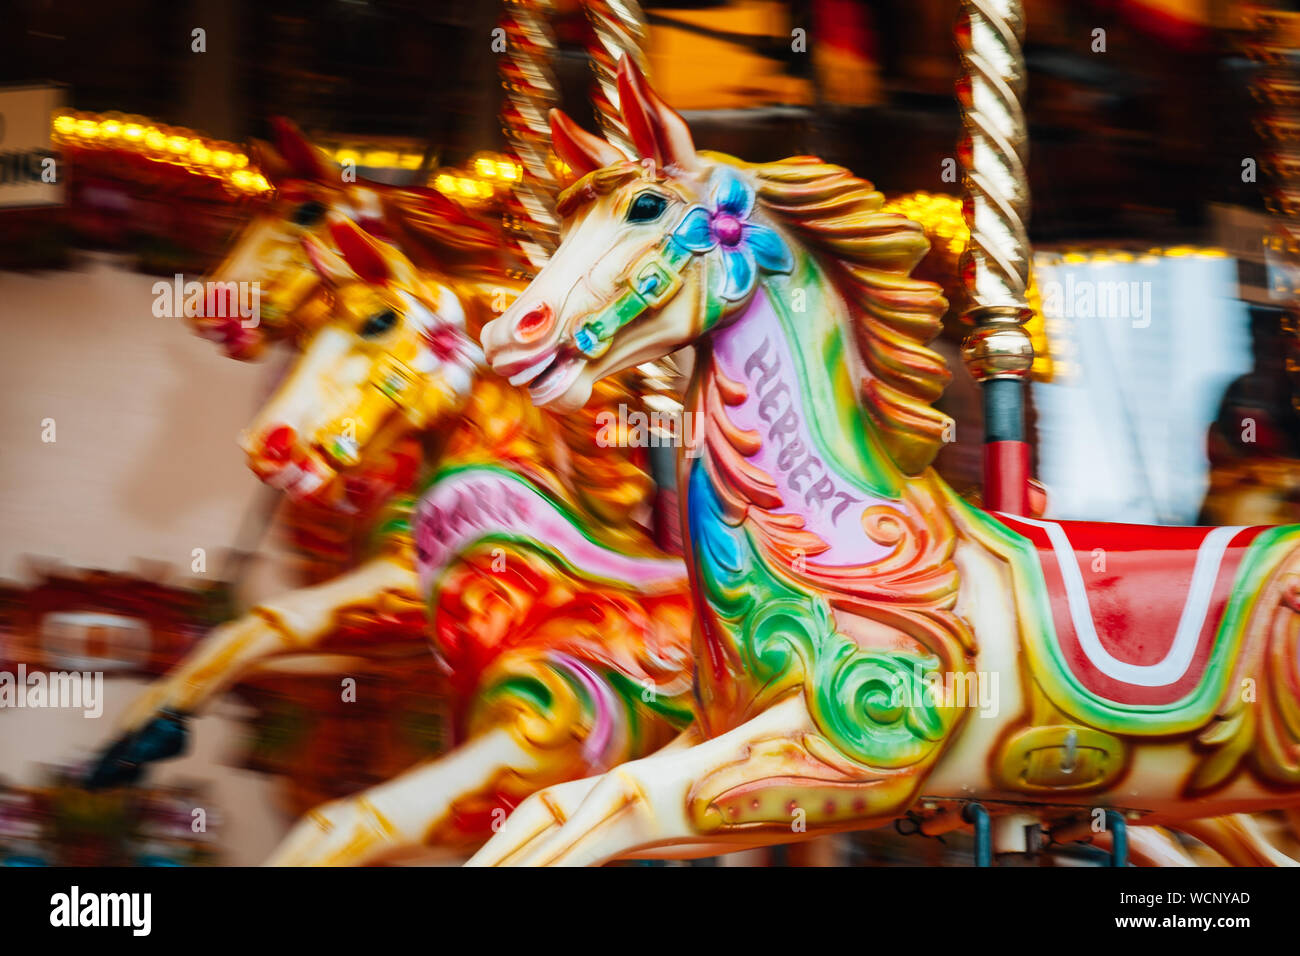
[670,168,793,302]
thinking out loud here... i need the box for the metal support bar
[1106,810,1128,867]
[964,802,992,867]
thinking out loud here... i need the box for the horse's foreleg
[473,694,823,867]
[464,774,606,867]
[121,553,417,730]
[263,725,536,866]
[1178,815,1300,867]
[86,554,417,789]
[465,725,729,866]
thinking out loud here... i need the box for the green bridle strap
[321,350,424,468]
[572,231,698,358]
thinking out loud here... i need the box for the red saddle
[993,514,1265,707]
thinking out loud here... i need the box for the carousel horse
[86,119,451,791]
[470,58,1300,866]
[88,129,697,865]
[201,143,1225,866]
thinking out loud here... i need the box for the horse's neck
[436,374,561,479]
[426,372,658,547]
[691,259,918,567]
[553,372,662,539]
[682,254,972,725]
[432,279,655,541]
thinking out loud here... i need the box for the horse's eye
[292,200,326,227]
[360,309,398,338]
[626,192,668,224]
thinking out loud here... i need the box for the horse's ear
[391,185,488,235]
[329,218,391,286]
[301,235,354,287]
[248,138,292,188]
[550,109,625,179]
[270,117,331,182]
[616,56,697,172]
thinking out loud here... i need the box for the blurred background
[1,0,1299,865]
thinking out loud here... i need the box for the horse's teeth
[292,469,324,498]
[509,353,554,386]
[267,463,302,490]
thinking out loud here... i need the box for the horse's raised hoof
[84,710,190,790]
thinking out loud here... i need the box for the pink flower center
[712,213,743,247]
[423,325,461,360]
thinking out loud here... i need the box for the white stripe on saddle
[1003,515,1245,687]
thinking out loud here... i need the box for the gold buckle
[628,250,682,307]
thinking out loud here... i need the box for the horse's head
[239,216,483,505]
[200,119,387,359]
[481,57,793,411]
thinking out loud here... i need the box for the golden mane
[380,187,527,281]
[704,152,953,476]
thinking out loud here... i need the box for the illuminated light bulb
[212,150,233,168]
[144,128,166,150]
[475,157,496,178]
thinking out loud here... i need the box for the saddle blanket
[993,514,1264,708]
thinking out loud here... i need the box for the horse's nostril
[516,304,553,340]
[262,425,296,463]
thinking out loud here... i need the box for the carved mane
[706,152,953,476]
[378,186,660,547]
[380,187,527,281]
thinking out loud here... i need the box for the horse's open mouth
[262,459,331,501]
[508,348,585,405]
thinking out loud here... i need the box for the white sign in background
[0,83,64,209]
[1032,253,1252,525]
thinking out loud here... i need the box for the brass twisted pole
[956,0,1031,309]
[583,0,649,158]
[499,0,561,272]
[957,0,1035,515]
[580,0,687,552]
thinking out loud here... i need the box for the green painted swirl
[688,459,954,768]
